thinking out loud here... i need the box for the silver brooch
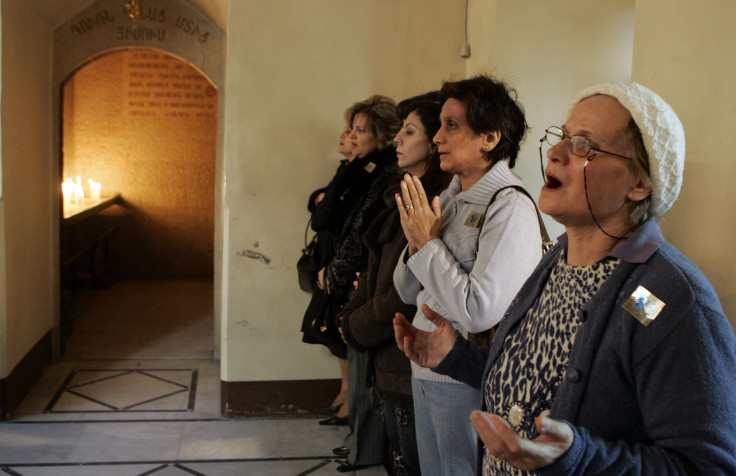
[622,285,665,327]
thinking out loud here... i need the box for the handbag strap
[475,185,554,254]
[304,218,317,249]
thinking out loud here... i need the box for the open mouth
[545,175,562,189]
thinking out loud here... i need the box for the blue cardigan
[435,219,736,475]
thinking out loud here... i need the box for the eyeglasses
[537,126,634,240]
[542,126,632,160]
[538,126,633,182]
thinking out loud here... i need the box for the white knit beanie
[564,81,686,216]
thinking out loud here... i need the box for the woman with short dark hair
[393,75,544,475]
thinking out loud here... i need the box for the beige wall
[222,0,466,381]
[0,0,4,375]
[0,203,5,375]
[0,0,53,376]
[468,0,635,239]
[632,0,736,329]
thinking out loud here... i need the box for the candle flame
[62,176,103,214]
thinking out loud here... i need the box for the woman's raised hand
[393,304,456,368]
[395,174,442,256]
[469,411,573,471]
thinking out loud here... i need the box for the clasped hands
[393,305,574,471]
[395,174,442,256]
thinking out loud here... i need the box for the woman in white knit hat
[394,81,736,475]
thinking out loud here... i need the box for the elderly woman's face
[539,95,642,232]
[350,113,379,158]
[337,123,353,158]
[433,98,494,182]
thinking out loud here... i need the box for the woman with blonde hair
[338,92,452,474]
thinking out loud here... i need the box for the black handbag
[297,219,319,293]
[312,291,343,344]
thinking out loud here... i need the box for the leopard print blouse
[482,251,620,475]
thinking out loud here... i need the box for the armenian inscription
[69,7,211,44]
[70,10,116,36]
[124,50,216,119]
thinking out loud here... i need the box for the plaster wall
[0,1,4,376]
[222,0,466,381]
[632,0,736,328]
[0,202,5,375]
[0,0,53,376]
[467,0,635,240]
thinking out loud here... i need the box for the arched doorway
[51,0,225,360]
[59,47,217,358]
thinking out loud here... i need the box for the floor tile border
[0,455,343,467]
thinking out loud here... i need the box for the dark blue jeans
[381,398,421,476]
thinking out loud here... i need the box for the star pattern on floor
[45,369,197,413]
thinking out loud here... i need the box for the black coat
[302,147,400,348]
[326,146,400,301]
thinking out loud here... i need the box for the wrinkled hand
[393,304,456,368]
[469,411,573,471]
[395,174,442,256]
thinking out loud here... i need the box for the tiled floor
[0,280,387,475]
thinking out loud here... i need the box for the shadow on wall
[69,201,214,279]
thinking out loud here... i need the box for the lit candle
[62,178,73,210]
[88,179,101,200]
[74,176,85,203]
